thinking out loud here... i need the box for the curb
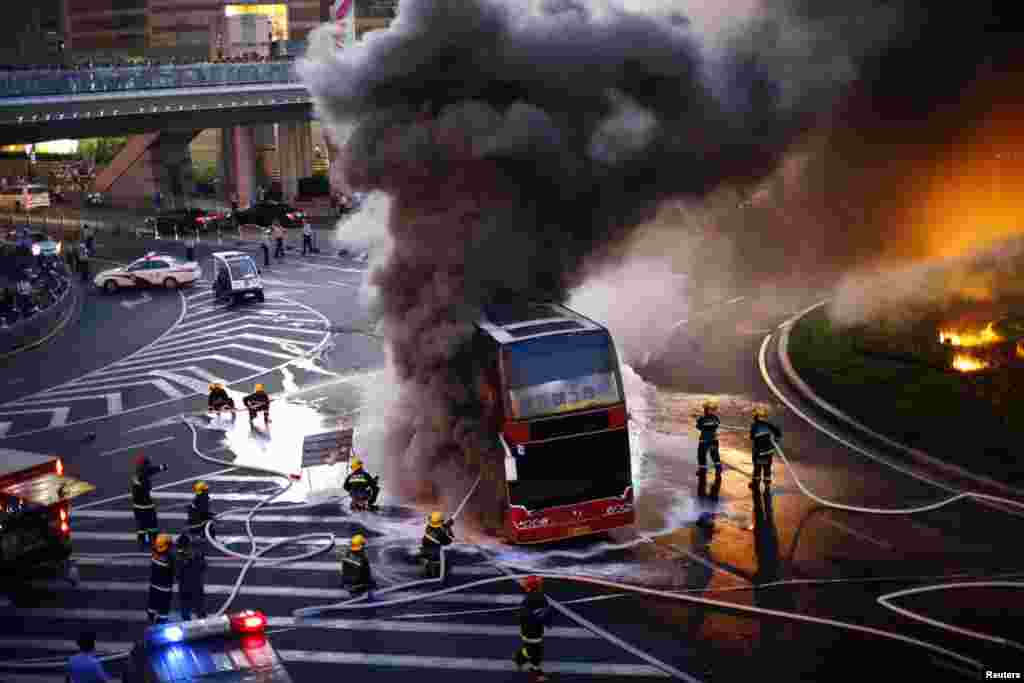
[777,300,1024,499]
[0,276,81,361]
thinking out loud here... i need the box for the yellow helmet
[350,458,363,471]
[193,481,209,494]
[753,407,768,419]
[255,383,265,392]
[429,511,444,528]
[153,534,172,552]
[215,383,224,390]
[209,383,216,391]
[703,400,718,412]
[350,534,366,551]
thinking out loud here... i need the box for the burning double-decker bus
[473,303,634,544]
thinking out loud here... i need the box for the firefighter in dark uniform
[132,455,168,549]
[188,481,215,540]
[340,534,374,600]
[343,458,380,511]
[695,400,723,476]
[207,383,235,415]
[148,534,175,623]
[243,383,271,426]
[420,511,454,579]
[750,407,782,491]
[176,533,207,620]
[515,575,553,682]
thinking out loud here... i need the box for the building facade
[60,0,395,63]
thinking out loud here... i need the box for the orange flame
[1017,341,1024,360]
[938,322,1003,347]
[952,353,988,372]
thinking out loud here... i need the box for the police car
[94,252,202,294]
[127,610,294,682]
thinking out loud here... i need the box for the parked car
[144,208,228,233]
[94,252,201,294]
[232,201,306,228]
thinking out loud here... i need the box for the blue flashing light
[163,626,184,643]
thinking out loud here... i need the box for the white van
[211,250,264,304]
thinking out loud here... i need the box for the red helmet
[524,575,543,592]
[134,455,148,467]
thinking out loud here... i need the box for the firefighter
[340,534,374,600]
[148,534,175,624]
[750,407,782,491]
[421,511,454,579]
[131,455,167,549]
[176,533,207,621]
[515,575,553,682]
[188,481,215,540]
[343,458,380,511]
[695,400,722,476]
[243,383,270,425]
[207,383,235,414]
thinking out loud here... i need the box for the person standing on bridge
[695,400,722,477]
[515,575,553,682]
[750,407,782,492]
[131,455,168,549]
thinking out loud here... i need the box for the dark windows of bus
[508,429,631,510]
[502,331,622,419]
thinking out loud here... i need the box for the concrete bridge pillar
[98,131,198,209]
[277,122,313,202]
[220,126,257,208]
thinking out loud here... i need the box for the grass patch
[788,306,1024,486]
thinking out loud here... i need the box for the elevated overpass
[0,63,317,206]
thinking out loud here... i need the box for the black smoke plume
[299,0,890,520]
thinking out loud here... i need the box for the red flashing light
[607,404,627,429]
[229,610,267,633]
[55,458,64,476]
[60,508,67,522]
[60,521,69,534]
[504,422,530,443]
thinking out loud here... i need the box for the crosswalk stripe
[6,609,595,639]
[150,491,282,502]
[0,406,69,427]
[0,640,667,677]
[73,510,353,524]
[114,343,297,367]
[18,378,186,398]
[98,436,176,457]
[71,555,501,577]
[30,581,521,604]
[10,392,119,406]
[132,332,318,360]
[0,421,10,437]
[105,354,269,375]
[74,531,335,545]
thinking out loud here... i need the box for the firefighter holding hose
[148,534,175,624]
[695,400,723,477]
[131,455,167,549]
[420,511,454,579]
[750,407,782,491]
[515,575,553,682]
[340,534,374,601]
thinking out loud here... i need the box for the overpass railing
[0,62,301,99]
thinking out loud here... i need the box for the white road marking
[70,555,500,577]
[0,406,70,428]
[97,436,176,457]
[106,353,270,374]
[175,366,230,386]
[0,421,10,437]
[328,280,359,288]
[74,467,236,509]
[75,510,357,525]
[148,369,224,394]
[130,333,317,360]
[113,343,296,367]
[8,608,595,639]
[120,292,153,309]
[0,640,663,677]
[7,378,186,399]
[106,392,123,415]
[10,392,119,406]
[167,314,325,338]
[156,324,324,350]
[822,516,894,550]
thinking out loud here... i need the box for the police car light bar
[145,610,266,649]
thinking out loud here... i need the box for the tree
[78,137,129,166]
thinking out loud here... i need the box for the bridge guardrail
[0,62,301,99]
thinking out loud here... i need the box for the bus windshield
[503,331,622,420]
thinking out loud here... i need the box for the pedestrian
[83,224,95,255]
[750,407,782,492]
[272,222,285,259]
[301,222,313,256]
[420,511,454,579]
[339,534,374,601]
[66,631,112,682]
[188,481,215,540]
[260,230,270,267]
[329,193,339,216]
[148,534,175,623]
[77,241,90,283]
[68,239,79,273]
[695,400,723,477]
[515,575,553,682]
[256,185,265,202]
[131,455,168,549]
[230,192,239,214]
[176,533,207,621]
